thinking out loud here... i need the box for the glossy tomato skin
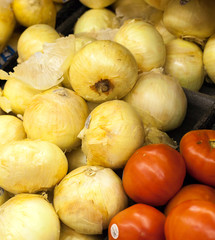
[164,183,215,215]
[108,203,166,240]
[122,144,186,206]
[165,200,215,240]
[180,129,215,187]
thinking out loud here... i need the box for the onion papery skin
[155,19,176,44]
[79,0,116,9]
[69,40,138,103]
[23,87,89,151]
[54,165,128,235]
[114,19,166,72]
[0,193,60,240]
[79,100,144,169]
[164,38,204,91]
[144,0,170,10]
[124,71,187,132]
[66,147,87,172]
[163,0,215,41]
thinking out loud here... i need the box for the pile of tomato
[108,129,215,240]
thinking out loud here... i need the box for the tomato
[165,183,215,215]
[180,129,215,187]
[108,203,166,240]
[165,200,215,240]
[122,144,186,206]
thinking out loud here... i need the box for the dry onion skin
[114,19,166,72]
[124,71,187,132]
[0,139,68,194]
[17,24,60,63]
[0,115,26,146]
[74,9,119,35]
[79,0,116,9]
[66,147,87,172]
[69,40,138,103]
[23,87,89,151]
[0,193,60,240]
[0,188,9,206]
[163,0,215,42]
[54,165,128,235]
[164,38,204,91]
[12,0,57,28]
[112,0,146,9]
[78,100,144,169]
[144,0,170,10]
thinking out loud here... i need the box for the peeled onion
[0,193,60,239]
[0,188,9,206]
[0,139,68,194]
[79,0,116,9]
[78,100,144,169]
[54,165,128,235]
[124,71,187,132]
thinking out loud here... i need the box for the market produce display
[0,0,215,239]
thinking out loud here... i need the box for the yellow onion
[144,0,170,10]
[164,38,204,91]
[78,100,144,169]
[0,139,68,194]
[17,24,60,63]
[112,0,146,9]
[66,147,87,172]
[0,0,16,53]
[163,0,215,42]
[54,165,128,235]
[114,19,166,72]
[23,87,89,151]
[79,0,116,9]
[124,71,187,132]
[0,115,26,146]
[12,0,57,27]
[203,34,215,84]
[0,188,9,206]
[74,9,119,35]
[60,224,103,240]
[0,193,60,239]
[69,40,138,102]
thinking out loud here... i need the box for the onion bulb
[163,0,215,42]
[12,0,57,27]
[54,165,128,235]
[0,139,68,194]
[0,193,60,239]
[0,0,16,53]
[23,87,89,151]
[69,40,138,102]
[66,147,87,172]
[203,34,215,84]
[0,188,9,206]
[112,0,146,9]
[124,71,187,132]
[0,115,26,146]
[74,9,119,35]
[114,19,166,72]
[78,100,144,169]
[79,0,116,9]
[155,19,176,44]
[164,38,204,91]
[17,24,60,63]
[144,0,170,10]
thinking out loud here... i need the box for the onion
[164,38,204,91]
[17,24,60,63]
[54,165,128,235]
[0,115,26,146]
[144,0,170,10]
[74,9,119,35]
[0,193,60,239]
[112,0,146,9]
[163,0,215,42]
[23,87,89,151]
[0,188,9,206]
[69,40,138,103]
[114,19,166,72]
[79,0,116,9]
[66,147,87,172]
[78,100,144,169]
[0,139,68,194]
[12,0,57,27]
[124,70,187,132]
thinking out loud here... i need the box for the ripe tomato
[122,144,186,206]
[108,203,166,240]
[165,200,215,240]
[180,129,215,186]
[165,183,215,215]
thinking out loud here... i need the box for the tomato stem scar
[209,140,215,149]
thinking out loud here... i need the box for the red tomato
[122,144,186,206]
[165,183,215,215]
[180,129,215,186]
[165,200,215,240]
[108,203,166,240]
